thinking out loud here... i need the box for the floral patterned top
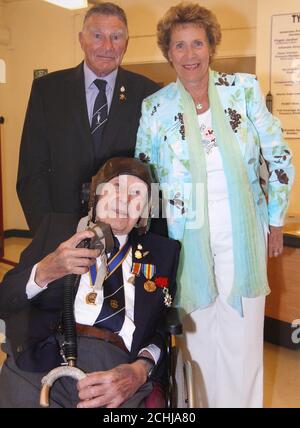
[198,109,229,201]
[136,71,294,239]
[198,108,217,155]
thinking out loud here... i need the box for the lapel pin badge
[119,86,126,102]
[135,244,149,260]
[135,249,143,259]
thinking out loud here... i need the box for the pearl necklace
[196,103,203,110]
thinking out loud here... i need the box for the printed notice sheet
[271,13,300,138]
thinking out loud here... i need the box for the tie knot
[106,236,120,261]
[113,236,120,250]
[94,79,107,92]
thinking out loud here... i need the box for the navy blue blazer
[17,64,160,234]
[0,214,180,379]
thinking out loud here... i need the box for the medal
[154,276,172,307]
[144,280,157,293]
[142,264,157,293]
[85,291,97,305]
[163,288,172,307]
[131,262,141,276]
[86,264,98,305]
[129,262,142,286]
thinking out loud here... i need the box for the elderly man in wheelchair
[0,157,186,408]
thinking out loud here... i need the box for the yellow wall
[124,0,257,61]
[256,0,299,216]
[0,2,11,229]
[74,0,257,64]
[0,0,76,230]
[1,0,257,230]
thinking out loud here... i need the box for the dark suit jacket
[17,63,160,234]
[0,214,180,380]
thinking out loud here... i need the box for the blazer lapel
[161,84,191,174]
[213,71,247,158]
[100,67,133,159]
[66,62,94,170]
[130,231,162,355]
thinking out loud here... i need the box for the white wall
[256,0,300,215]
[1,0,257,230]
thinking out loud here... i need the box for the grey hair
[83,3,128,29]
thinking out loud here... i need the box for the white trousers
[178,198,265,408]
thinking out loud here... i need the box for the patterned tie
[94,237,128,333]
[91,79,108,165]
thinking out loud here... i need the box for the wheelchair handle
[165,307,183,336]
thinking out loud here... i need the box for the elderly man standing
[0,157,180,408]
[17,3,160,235]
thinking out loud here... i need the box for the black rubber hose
[63,273,80,364]
[62,235,97,365]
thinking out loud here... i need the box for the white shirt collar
[115,234,128,248]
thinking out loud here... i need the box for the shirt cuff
[138,344,161,365]
[269,222,284,227]
[26,264,48,299]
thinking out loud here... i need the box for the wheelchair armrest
[164,307,182,336]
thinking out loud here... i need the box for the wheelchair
[0,319,5,372]
[0,310,195,408]
[145,307,195,408]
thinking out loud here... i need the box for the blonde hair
[157,2,221,61]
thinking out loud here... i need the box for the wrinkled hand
[268,226,283,258]
[76,361,148,408]
[35,230,100,287]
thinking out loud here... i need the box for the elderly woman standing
[135,2,294,408]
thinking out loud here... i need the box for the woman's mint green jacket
[136,71,294,240]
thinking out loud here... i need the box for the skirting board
[4,229,33,239]
[264,317,300,350]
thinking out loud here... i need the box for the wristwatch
[136,355,155,378]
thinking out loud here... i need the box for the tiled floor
[264,342,300,408]
[0,237,299,408]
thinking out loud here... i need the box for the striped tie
[94,238,127,333]
[91,79,108,168]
